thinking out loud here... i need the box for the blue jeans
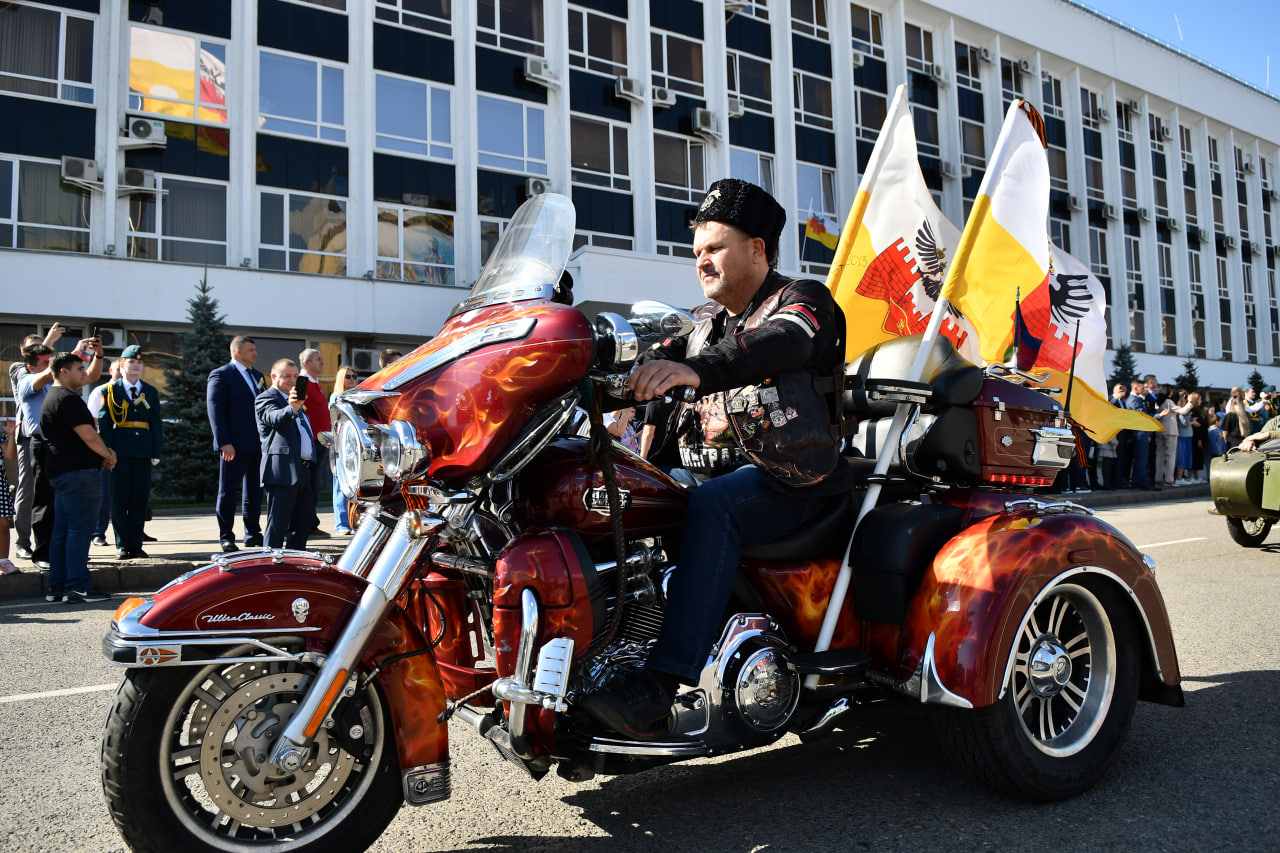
[50,468,103,593]
[332,474,351,532]
[646,466,828,681]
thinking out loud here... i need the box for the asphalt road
[1,495,1276,852]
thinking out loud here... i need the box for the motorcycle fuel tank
[516,438,690,545]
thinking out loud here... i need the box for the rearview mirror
[628,301,695,340]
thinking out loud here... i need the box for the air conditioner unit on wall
[1160,124,1173,140]
[652,86,676,107]
[61,156,101,184]
[929,64,948,86]
[1126,99,1141,113]
[119,167,157,192]
[524,177,549,197]
[523,56,558,88]
[979,47,992,63]
[851,52,865,69]
[693,108,720,140]
[1243,159,1255,173]
[1165,217,1179,230]
[350,348,379,373]
[96,328,127,353]
[119,116,167,149]
[726,96,745,118]
[1018,58,1033,73]
[1139,207,1151,221]
[1104,203,1118,220]
[614,77,644,103]
[941,161,957,179]
[1225,235,1238,249]
[1097,106,1111,122]
[1069,195,1083,211]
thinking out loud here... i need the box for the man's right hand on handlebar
[628,359,700,401]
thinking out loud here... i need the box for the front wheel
[101,657,403,852]
[931,581,1139,802]
[1226,516,1273,547]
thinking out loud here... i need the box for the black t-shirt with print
[40,386,101,478]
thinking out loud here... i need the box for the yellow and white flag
[826,85,978,363]
[940,100,1050,364]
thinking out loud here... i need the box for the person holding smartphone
[255,358,314,550]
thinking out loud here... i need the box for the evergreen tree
[1247,369,1267,395]
[1173,357,1201,393]
[1108,345,1139,388]
[155,274,228,500]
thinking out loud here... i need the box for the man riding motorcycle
[580,178,854,739]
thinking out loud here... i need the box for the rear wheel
[1225,516,1272,547]
[101,657,402,852]
[932,581,1139,802]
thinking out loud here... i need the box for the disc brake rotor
[198,671,357,828]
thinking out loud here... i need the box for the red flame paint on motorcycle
[368,302,594,481]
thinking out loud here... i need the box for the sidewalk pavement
[0,510,351,602]
[0,481,1213,602]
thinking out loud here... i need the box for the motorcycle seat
[739,492,857,561]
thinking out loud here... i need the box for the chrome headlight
[335,416,383,500]
[381,419,431,482]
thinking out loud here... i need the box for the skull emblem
[291,597,310,624]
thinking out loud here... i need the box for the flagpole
[808,100,1041,684]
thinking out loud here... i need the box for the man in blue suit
[207,336,266,552]
[255,358,315,550]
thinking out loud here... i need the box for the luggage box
[1212,450,1280,518]
[972,379,1074,486]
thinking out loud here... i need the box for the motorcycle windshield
[451,193,576,318]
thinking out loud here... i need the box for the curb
[0,559,197,601]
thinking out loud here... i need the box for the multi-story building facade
[2,0,1278,395]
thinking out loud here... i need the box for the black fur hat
[690,178,786,264]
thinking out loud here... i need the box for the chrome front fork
[268,510,435,773]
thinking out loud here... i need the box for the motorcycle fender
[118,557,449,773]
[896,512,1183,709]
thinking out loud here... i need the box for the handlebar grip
[665,386,700,403]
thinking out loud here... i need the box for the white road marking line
[0,683,117,705]
[1136,537,1207,549]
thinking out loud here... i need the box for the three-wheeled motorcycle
[1209,444,1280,545]
[100,194,1182,852]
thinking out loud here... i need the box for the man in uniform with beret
[579,178,852,739]
[98,345,163,559]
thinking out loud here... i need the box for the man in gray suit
[255,358,315,550]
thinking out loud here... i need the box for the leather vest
[677,282,840,487]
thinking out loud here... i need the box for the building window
[904,23,933,74]
[850,4,884,59]
[571,115,629,191]
[1217,251,1231,359]
[1116,101,1134,143]
[130,25,227,122]
[477,0,544,56]
[375,73,452,159]
[955,42,983,89]
[1001,58,1025,113]
[1050,218,1070,254]
[1244,260,1258,360]
[127,177,227,266]
[653,132,705,203]
[1209,137,1224,233]
[727,50,771,114]
[732,1,769,22]
[0,158,91,253]
[730,147,774,196]
[651,30,703,97]
[479,215,505,266]
[377,205,455,286]
[1236,147,1251,239]
[259,190,347,275]
[288,0,347,9]
[0,2,94,104]
[855,86,888,143]
[476,95,547,175]
[259,51,345,142]
[375,0,452,36]
[796,162,836,226]
[793,70,833,130]
[1125,234,1144,351]
[792,0,828,40]
[1041,72,1063,119]
[569,5,627,78]
[1188,249,1206,357]
[1158,241,1176,354]
[1269,265,1279,363]
[1084,152,1105,202]
[1182,126,1198,227]
[1080,87,1101,130]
